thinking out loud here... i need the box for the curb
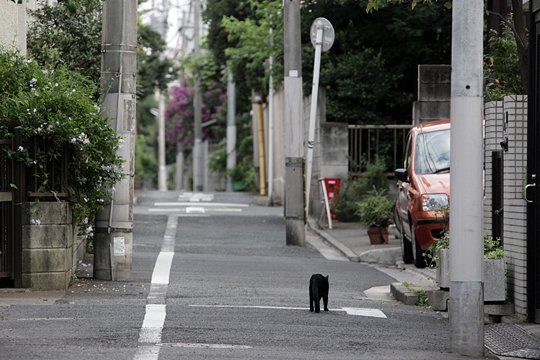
[306,219,360,262]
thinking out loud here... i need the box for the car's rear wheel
[400,222,413,264]
[411,227,427,268]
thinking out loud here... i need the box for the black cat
[309,274,329,313]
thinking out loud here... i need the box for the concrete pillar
[95,0,137,281]
[449,0,484,356]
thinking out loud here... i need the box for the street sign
[305,18,334,219]
[310,17,335,52]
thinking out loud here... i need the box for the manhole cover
[485,323,540,359]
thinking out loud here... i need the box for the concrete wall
[0,0,38,54]
[412,65,451,124]
[303,88,348,219]
[21,202,76,290]
[484,96,528,318]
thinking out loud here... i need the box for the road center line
[134,215,178,360]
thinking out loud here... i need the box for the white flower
[17,146,24,152]
[29,78,37,88]
[30,219,41,225]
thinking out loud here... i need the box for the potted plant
[227,164,247,191]
[332,159,389,223]
[356,189,394,244]
[427,232,506,301]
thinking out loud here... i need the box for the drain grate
[485,323,540,359]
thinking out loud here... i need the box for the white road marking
[148,208,243,213]
[341,307,387,318]
[155,202,249,207]
[134,216,178,360]
[150,252,174,285]
[178,192,214,202]
[159,343,252,350]
[17,317,74,321]
[139,304,167,343]
[189,304,387,318]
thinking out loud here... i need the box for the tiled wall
[484,96,528,318]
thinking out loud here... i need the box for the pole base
[449,281,484,357]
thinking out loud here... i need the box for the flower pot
[367,226,385,244]
[380,227,389,244]
[232,180,247,191]
[436,249,506,301]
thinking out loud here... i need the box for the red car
[394,120,450,268]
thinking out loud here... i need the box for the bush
[0,50,123,228]
[331,158,388,222]
[356,189,394,228]
[425,232,504,267]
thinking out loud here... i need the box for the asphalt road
[0,191,491,359]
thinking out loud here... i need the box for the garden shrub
[0,50,123,229]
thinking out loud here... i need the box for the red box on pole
[323,178,340,219]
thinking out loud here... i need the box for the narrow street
[0,191,487,359]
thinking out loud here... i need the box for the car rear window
[414,129,450,175]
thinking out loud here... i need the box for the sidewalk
[307,217,540,360]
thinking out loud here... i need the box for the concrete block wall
[483,96,528,318]
[302,88,348,220]
[413,65,451,124]
[21,202,75,290]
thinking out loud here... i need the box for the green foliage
[27,0,177,99]
[221,0,282,95]
[357,158,389,195]
[208,139,227,176]
[356,189,394,227]
[135,134,158,188]
[27,0,102,85]
[331,159,388,222]
[425,232,505,267]
[0,50,123,227]
[301,0,451,124]
[137,23,178,98]
[320,50,403,123]
[484,24,523,102]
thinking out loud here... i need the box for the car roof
[412,119,450,133]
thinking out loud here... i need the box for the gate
[0,136,17,286]
[348,124,411,175]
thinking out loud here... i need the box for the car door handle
[524,183,536,203]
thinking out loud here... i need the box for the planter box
[436,249,506,302]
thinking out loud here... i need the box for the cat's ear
[326,275,329,280]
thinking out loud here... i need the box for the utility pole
[449,1,484,356]
[157,88,167,191]
[283,0,305,246]
[226,71,236,192]
[95,0,137,281]
[192,0,204,191]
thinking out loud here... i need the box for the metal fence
[0,130,70,286]
[348,124,412,176]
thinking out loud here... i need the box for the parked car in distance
[394,120,450,268]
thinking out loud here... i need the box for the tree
[222,0,283,95]
[27,0,177,96]
[365,0,528,94]
[301,0,451,123]
[27,0,102,84]
[0,50,123,227]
